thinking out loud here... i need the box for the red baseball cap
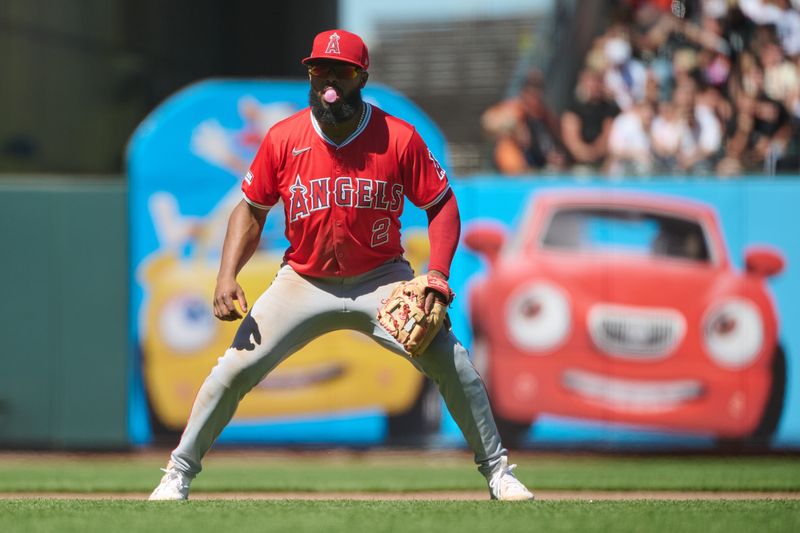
[302,29,370,70]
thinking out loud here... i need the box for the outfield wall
[0,179,129,449]
[126,79,800,451]
[1,81,796,451]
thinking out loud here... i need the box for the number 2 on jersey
[371,217,390,247]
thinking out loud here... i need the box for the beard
[309,87,363,125]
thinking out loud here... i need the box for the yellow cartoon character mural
[139,228,439,440]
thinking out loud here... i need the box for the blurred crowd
[481,0,800,177]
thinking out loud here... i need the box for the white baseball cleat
[149,461,193,501]
[488,456,535,501]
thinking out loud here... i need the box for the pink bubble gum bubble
[323,88,339,103]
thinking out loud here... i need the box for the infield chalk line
[1,491,799,501]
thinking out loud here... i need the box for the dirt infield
[2,491,799,501]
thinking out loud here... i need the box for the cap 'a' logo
[325,32,341,55]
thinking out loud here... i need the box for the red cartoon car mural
[464,190,786,447]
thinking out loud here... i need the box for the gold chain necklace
[355,103,366,129]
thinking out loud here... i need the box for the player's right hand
[213,277,248,321]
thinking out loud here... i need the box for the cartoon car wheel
[753,345,787,438]
[717,344,786,449]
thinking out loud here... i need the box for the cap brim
[301,55,365,69]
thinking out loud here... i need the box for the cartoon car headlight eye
[703,299,764,368]
[506,282,571,352]
[158,294,217,353]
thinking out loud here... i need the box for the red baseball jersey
[241,103,450,278]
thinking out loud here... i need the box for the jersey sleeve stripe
[418,185,451,211]
[242,193,273,210]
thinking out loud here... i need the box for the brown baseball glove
[377,274,454,357]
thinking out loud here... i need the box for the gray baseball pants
[170,258,507,478]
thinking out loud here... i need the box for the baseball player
[149,29,533,502]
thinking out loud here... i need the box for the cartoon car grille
[588,304,686,358]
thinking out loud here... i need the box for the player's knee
[452,345,482,384]
[210,347,261,388]
[418,342,464,379]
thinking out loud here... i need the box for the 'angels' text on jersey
[289,175,403,223]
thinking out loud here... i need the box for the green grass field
[1,452,799,493]
[0,452,798,533]
[2,500,799,533]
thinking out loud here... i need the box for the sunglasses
[307,64,361,80]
